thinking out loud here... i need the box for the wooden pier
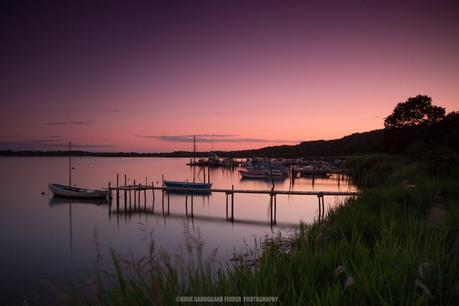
[107,180,359,226]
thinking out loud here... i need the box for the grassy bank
[63,154,459,305]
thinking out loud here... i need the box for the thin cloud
[45,121,92,126]
[71,144,115,149]
[31,138,62,144]
[0,140,114,150]
[110,108,141,114]
[136,134,298,144]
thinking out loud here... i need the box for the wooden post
[320,196,323,219]
[225,193,228,220]
[138,183,141,205]
[116,173,119,204]
[123,186,126,208]
[231,185,234,221]
[317,194,325,221]
[191,189,194,208]
[133,184,137,208]
[167,192,170,215]
[161,189,164,214]
[144,177,147,204]
[133,179,136,208]
[129,185,132,209]
[124,174,127,206]
[321,195,323,220]
[269,193,273,225]
[320,196,322,220]
[68,141,72,187]
[318,195,322,221]
[191,191,194,217]
[322,196,325,219]
[151,182,155,213]
[185,191,188,215]
[274,194,277,224]
[116,190,119,211]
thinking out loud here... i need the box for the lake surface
[0,157,355,304]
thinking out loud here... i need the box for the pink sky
[1,1,458,152]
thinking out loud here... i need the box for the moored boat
[48,142,110,199]
[163,180,212,189]
[169,136,212,193]
[207,153,221,167]
[163,180,212,193]
[239,169,286,180]
[49,183,109,199]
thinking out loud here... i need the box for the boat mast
[69,141,72,186]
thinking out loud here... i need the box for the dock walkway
[108,182,359,225]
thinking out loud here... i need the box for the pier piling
[231,185,234,221]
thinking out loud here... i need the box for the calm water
[0,157,355,304]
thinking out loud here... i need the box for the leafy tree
[384,95,446,129]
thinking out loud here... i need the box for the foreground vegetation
[56,152,459,305]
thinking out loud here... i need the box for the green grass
[61,154,459,305]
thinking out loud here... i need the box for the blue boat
[165,136,212,194]
[163,180,212,193]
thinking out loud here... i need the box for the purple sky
[1,0,458,152]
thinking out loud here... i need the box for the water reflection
[49,196,109,206]
[49,196,109,254]
[0,157,356,305]
[111,208,296,228]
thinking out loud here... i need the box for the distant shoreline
[0,130,381,158]
[0,150,344,160]
[0,150,215,158]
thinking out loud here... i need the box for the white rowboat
[49,183,109,199]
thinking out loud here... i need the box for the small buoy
[41,192,46,195]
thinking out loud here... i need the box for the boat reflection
[49,196,109,206]
[48,196,109,254]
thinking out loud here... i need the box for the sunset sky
[1,0,458,152]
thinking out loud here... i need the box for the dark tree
[384,95,446,129]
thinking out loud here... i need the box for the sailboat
[49,142,110,199]
[163,136,212,192]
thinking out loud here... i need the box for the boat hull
[163,181,212,193]
[49,183,109,199]
[239,170,286,180]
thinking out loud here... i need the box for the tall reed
[61,155,459,305]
